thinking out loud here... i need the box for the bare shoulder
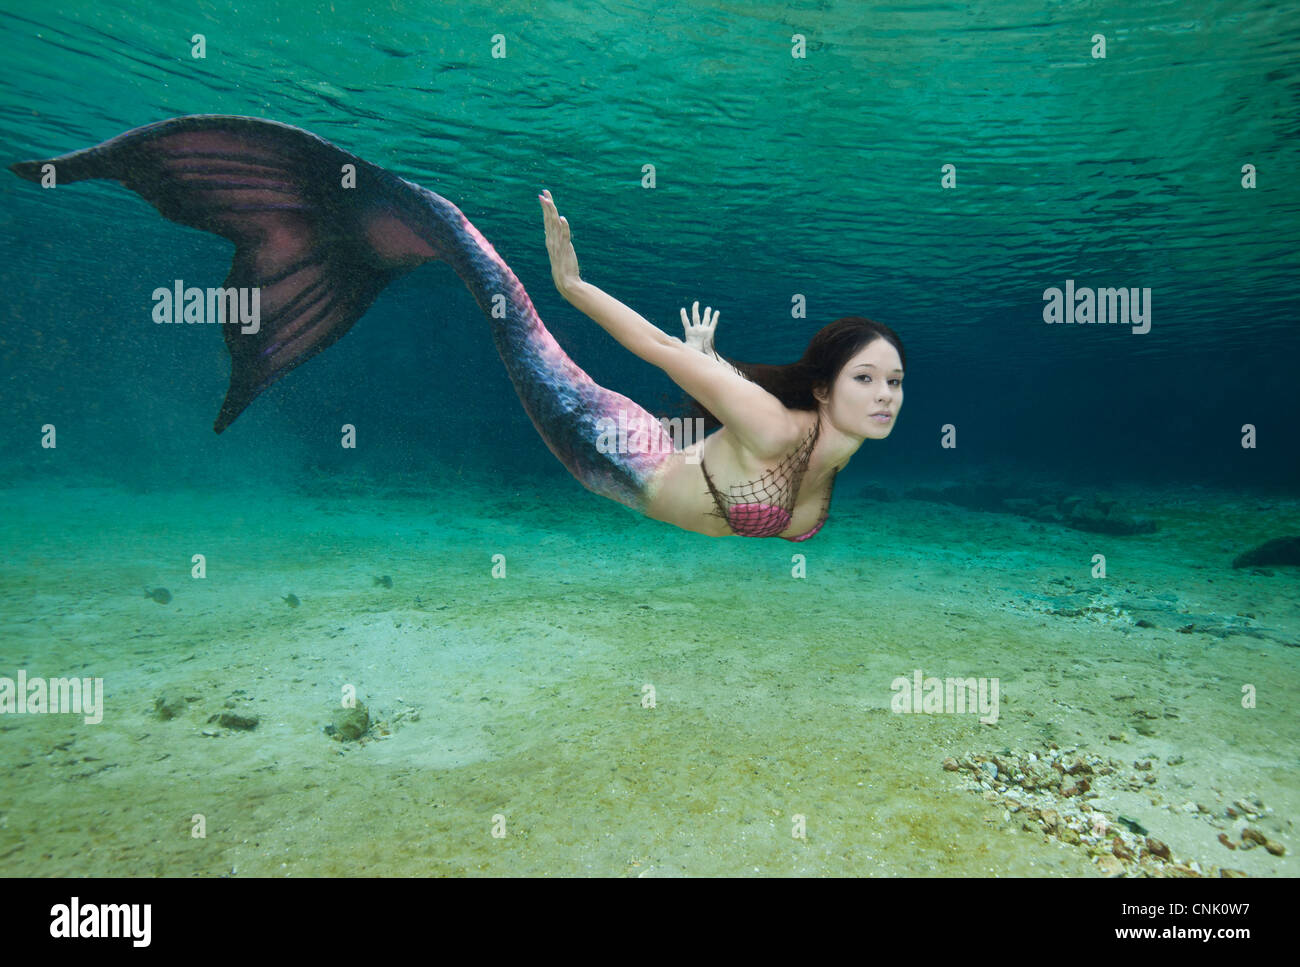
[709,405,813,465]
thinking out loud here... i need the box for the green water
[0,0,1296,877]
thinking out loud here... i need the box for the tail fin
[10,116,444,432]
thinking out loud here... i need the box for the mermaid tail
[10,115,674,510]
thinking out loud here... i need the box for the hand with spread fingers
[681,300,720,354]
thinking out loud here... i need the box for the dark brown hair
[688,316,906,431]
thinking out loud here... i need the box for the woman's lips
[871,413,892,422]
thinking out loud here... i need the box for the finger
[692,300,700,324]
[681,307,689,328]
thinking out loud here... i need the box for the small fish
[144,587,171,605]
[282,593,300,608]
[374,575,393,589]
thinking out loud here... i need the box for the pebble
[949,743,1249,877]
[332,702,370,741]
[154,691,187,720]
[1096,855,1124,876]
[217,711,259,730]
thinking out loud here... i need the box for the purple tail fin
[10,116,442,432]
[12,116,677,511]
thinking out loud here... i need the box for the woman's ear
[813,382,830,406]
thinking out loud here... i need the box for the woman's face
[822,338,904,440]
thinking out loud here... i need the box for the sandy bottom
[1,473,1296,877]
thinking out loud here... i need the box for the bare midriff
[643,417,837,540]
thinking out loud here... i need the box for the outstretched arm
[539,189,675,360]
[537,190,796,456]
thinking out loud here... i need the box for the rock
[1062,778,1091,797]
[1241,826,1268,846]
[1232,536,1300,569]
[1060,826,1081,845]
[1145,837,1171,860]
[1218,833,1237,850]
[1265,840,1286,856]
[980,761,998,781]
[1220,869,1248,878]
[332,702,370,741]
[217,711,259,730]
[942,757,959,771]
[1096,855,1125,877]
[1040,808,1060,830]
[154,691,187,720]
[1022,762,1053,790]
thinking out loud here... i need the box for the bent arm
[538,191,795,453]
[644,338,798,457]
[567,285,795,454]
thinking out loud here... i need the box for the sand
[0,473,1295,876]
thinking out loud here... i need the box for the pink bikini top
[700,417,837,541]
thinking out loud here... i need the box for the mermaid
[10,116,904,541]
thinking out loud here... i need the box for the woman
[539,190,904,540]
[11,116,904,541]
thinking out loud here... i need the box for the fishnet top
[699,416,837,541]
